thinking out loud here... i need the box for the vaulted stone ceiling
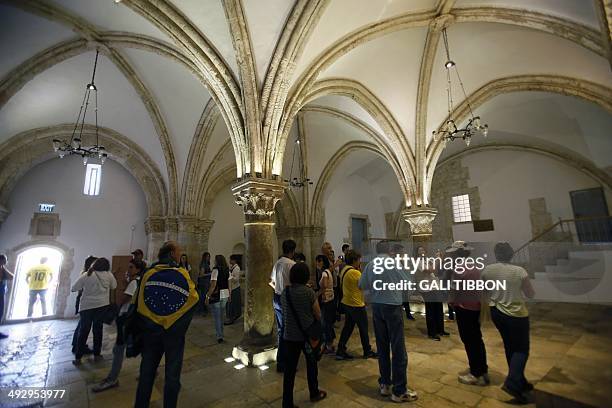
[0,0,611,217]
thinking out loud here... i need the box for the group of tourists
[0,235,535,407]
[273,239,536,406]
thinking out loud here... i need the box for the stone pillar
[174,216,215,265]
[402,207,438,246]
[144,216,167,262]
[231,177,285,366]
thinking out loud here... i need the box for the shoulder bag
[286,287,322,361]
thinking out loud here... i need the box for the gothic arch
[425,75,612,197]
[310,141,387,226]
[0,124,168,217]
[276,79,417,207]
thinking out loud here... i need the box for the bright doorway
[7,246,63,321]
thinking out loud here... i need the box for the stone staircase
[530,247,612,304]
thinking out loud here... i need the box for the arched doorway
[4,241,74,322]
[7,247,62,321]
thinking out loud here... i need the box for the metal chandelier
[52,50,107,165]
[433,28,488,147]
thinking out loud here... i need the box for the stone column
[402,207,438,246]
[174,216,215,265]
[231,177,285,366]
[144,216,167,262]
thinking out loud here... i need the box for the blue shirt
[359,254,413,305]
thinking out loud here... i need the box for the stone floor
[1,303,611,408]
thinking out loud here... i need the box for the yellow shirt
[340,266,365,307]
[26,265,53,290]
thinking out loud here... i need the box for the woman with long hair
[205,255,230,343]
[315,254,335,353]
[71,257,117,366]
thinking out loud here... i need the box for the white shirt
[119,279,139,315]
[211,268,230,299]
[270,256,295,295]
[229,264,242,288]
[71,270,117,312]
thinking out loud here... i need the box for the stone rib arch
[0,124,168,217]
[425,75,612,198]
[181,99,222,216]
[277,78,417,206]
[300,105,413,210]
[285,6,605,131]
[436,142,612,192]
[310,141,387,226]
[121,0,249,177]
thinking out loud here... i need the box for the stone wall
[430,158,481,245]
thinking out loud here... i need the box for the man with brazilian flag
[134,241,199,408]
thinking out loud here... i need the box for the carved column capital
[401,207,438,238]
[144,216,166,235]
[196,219,215,235]
[231,177,286,223]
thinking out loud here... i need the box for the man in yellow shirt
[26,257,53,317]
[336,250,377,360]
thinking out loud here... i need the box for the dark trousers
[134,329,186,408]
[423,294,444,336]
[321,300,336,344]
[282,340,319,408]
[402,302,413,318]
[27,289,47,317]
[338,305,372,354]
[447,304,455,319]
[372,304,407,396]
[491,307,530,392]
[334,287,342,320]
[273,293,286,370]
[72,321,81,351]
[455,306,488,377]
[226,287,241,322]
[76,306,104,359]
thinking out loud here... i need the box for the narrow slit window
[452,194,472,223]
[84,163,101,196]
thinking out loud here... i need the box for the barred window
[452,194,472,223]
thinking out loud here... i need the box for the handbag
[286,287,322,361]
[93,271,118,324]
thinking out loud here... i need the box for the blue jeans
[372,303,407,396]
[273,293,286,370]
[210,298,227,339]
[491,307,530,392]
[75,306,104,359]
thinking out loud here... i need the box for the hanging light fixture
[433,28,488,147]
[52,49,107,164]
[284,134,312,188]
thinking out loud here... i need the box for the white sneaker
[380,384,391,396]
[391,389,418,403]
[458,373,489,386]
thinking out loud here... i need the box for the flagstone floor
[1,302,611,408]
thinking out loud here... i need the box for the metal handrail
[514,215,612,255]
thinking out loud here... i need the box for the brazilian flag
[137,264,199,329]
